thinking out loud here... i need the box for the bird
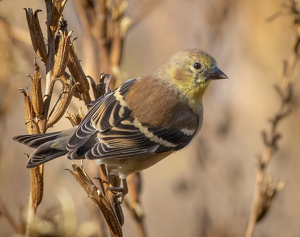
[14,48,228,197]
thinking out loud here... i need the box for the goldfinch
[14,49,227,180]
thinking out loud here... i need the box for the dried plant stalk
[22,1,70,236]
[125,173,147,237]
[20,85,44,236]
[17,1,156,236]
[245,2,300,236]
[67,162,123,237]
[26,165,44,237]
[73,0,131,87]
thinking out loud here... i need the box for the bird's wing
[66,77,197,160]
[66,79,135,152]
[83,116,195,160]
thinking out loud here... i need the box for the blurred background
[1,0,300,236]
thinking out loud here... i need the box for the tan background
[1,0,300,236]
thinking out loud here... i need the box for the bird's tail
[13,127,77,168]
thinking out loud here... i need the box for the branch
[245,2,300,236]
[67,162,123,237]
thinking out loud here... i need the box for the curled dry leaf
[53,31,72,78]
[256,179,285,223]
[49,0,68,34]
[24,9,47,62]
[68,39,91,104]
[31,63,44,117]
[47,73,75,129]
[87,76,103,100]
[29,164,44,209]
[87,73,112,100]
[19,88,40,134]
[66,108,83,127]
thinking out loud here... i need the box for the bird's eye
[193,62,201,70]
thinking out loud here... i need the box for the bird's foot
[107,179,128,203]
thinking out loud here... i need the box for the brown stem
[245,3,300,234]
[67,162,122,237]
[125,173,147,237]
[25,1,64,236]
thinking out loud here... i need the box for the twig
[66,162,123,237]
[245,2,300,236]
[73,0,131,87]
[125,173,147,237]
[23,1,69,236]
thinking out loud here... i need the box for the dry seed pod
[49,0,68,34]
[66,112,78,127]
[66,108,83,127]
[53,31,72,77]
[256,180,285,223]
[20,88,40,134]
[72,85,84,101]
[24,9,47,62]
[68,39,90,103]
[47,75,73,129]
[29,164,44,208]
[31,63,44,117]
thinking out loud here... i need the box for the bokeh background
[1,0,300,236]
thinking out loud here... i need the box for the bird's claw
[107,186,128,204]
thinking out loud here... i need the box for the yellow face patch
[155,49,218,112]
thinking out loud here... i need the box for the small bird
[14,49,227,195]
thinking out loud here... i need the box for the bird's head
[156,49,228,107]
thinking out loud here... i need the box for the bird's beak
[207,66,228,80]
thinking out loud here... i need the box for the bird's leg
[108,178,128,203]
[122,178,128,196]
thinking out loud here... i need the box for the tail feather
[13,131,62,148]
[13,127,77,168]
[26,142,68,168]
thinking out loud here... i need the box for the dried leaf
[53,31,72,77]
[31,63,44,117]
[29,165,44,209]
[20,88,40,134]
[68,39,91,104]
[24,9,47,62]
[49,0,68,34]
[66,108,83,127]
[256,179,285,222]
[87,75,104,100]
[47,74,73,129]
